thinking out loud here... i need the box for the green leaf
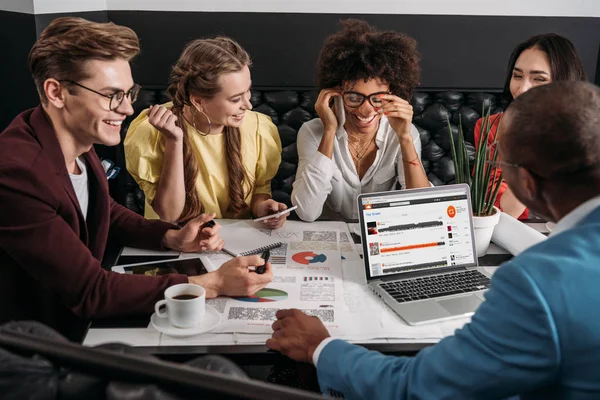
[447,103,503,216]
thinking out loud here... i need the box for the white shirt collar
[550,195,600,236]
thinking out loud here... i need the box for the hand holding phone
[315,88,343,133]
[253,205,298,222]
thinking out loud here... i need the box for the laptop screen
[359,185,477,280]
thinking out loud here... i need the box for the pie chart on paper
[233,288,288,303]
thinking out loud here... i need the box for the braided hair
[168,37,251,222]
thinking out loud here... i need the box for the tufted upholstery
[94,88,505,215]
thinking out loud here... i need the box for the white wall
[106,0,600,17]
[1,0,34,14]
[5,0,599,17]
[34,0,106,14]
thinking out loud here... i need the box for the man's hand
[266,309,331,363]
[255,199,289,229]
[148,104,184,141]
[162,213,224,252]
[190,255,273,298]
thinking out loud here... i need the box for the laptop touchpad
[437,295,483,316]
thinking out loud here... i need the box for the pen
[255,249,270,274]
[200,220,216,230]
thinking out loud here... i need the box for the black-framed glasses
[485,160,521,169]
[60,80,141,111]
[342,91,390,108]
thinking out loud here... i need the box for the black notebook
[219,221,283,256]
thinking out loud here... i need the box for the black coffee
[172,294,199,300]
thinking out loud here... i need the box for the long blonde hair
[168,37,251,222]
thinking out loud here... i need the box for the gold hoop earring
[192,107,211,136]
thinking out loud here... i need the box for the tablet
[114,254,180,266]
[112,258,208,276]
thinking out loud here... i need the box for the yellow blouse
[124,103,282,219]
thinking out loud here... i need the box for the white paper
[89,220,501,347]
[492,212,547,256]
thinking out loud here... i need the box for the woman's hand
[315,89,342,135]
[148,105,184,141]
[255,199,289,229]
[377,94,413,140]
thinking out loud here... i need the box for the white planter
[473,207,501,257]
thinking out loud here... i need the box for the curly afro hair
[317,19,421,100]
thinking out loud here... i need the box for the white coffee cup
[154,284,206,328]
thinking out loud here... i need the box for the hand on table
[189,255,273,298]
[266,309,331,363]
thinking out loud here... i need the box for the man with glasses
[268,81,600,399]
[0,17,272,340]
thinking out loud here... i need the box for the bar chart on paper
[233,288,289,303]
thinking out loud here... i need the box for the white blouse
[291,116,424,221]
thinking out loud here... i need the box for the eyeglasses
[485,160,521,169]
[60,80,141,111]
[342,91,390,108]
[486,160,549,182]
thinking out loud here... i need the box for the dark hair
[316,19,420,100]
[29,17,140,104]
[502,33,587,104]
[168,37,251,222]
[504,81,600,188]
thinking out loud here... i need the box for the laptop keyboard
[379,270,491,303]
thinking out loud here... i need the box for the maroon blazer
[0,107,187,340]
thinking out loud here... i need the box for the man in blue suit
[266,81,600,399]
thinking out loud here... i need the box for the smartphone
[114,254,179,266]
[333,96,346,129]
[253,205,298,222]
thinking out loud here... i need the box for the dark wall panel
[0,11,110,131]
[0,11,38,131]
[108,11,599,90]
[2,10,599,130]
[35,10,109,36]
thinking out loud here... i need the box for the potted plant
[447,107,503,256]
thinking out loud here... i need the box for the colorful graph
[292,251,328,265]
[233,288,288,303]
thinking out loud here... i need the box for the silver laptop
[357,184,491,325]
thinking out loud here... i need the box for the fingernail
[384,112,388,115]
[377,109,383,113]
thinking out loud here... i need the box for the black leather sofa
[95,88,506,215]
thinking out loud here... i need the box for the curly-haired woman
[291,19,430,221]
[124,37,288,228]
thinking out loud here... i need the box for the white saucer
[150,305,222,337]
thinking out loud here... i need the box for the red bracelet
[402,155,420,167]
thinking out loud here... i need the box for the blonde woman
[125,37,288,228]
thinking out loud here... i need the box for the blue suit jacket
[318,207,600,399]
